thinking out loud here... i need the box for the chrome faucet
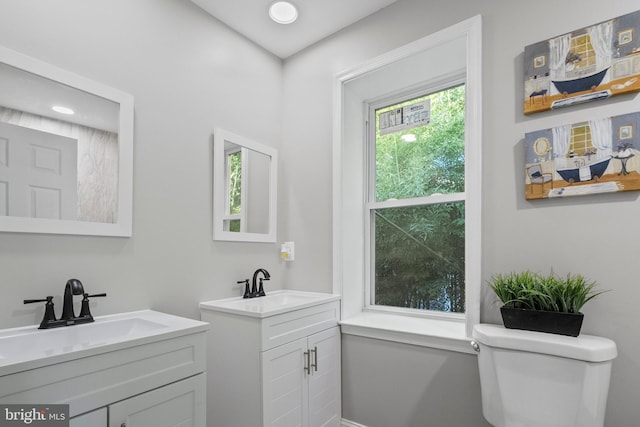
[251,268,270,297]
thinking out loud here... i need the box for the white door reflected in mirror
[0,122,78,219]
[213,128,277,243]
[0,45,134,237]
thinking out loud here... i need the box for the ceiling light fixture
[52,105,75,115]
[269,1,298,24]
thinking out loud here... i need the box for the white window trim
[333,15,482,354]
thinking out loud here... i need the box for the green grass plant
[489,270,606,313]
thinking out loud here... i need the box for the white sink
[0,310,209,375]
[199,290,340,318]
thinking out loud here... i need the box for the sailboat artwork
[525,112,640,199]
[524,9,640,115]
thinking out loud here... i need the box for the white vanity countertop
[0,309,209,376]
[200,290,341,318]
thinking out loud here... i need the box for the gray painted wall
[342,335,487,427]
[1,0,640,426]
[0,0,285,328]
[281,0,640,426]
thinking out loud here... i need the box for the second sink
[199,290,340,318]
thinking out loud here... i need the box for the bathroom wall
[2,0,640,426]
[281,0,640,426]
[0,0,285,328]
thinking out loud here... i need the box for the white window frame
[333,16,482,353]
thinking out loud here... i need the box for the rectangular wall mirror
[0,45,134,236]
[213,128,277,242]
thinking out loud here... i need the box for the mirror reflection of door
[223,142,271,234]
[0,46,134,236]
[0,60,121,225]
[0,122,78,219]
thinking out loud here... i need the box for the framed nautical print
[523,9,640,115]
[525,112,640,199]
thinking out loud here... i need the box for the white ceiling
[190,0,399,59]
[0,62,119,133]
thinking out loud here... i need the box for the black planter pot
[500,306,584,337]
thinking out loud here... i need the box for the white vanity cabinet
[200,291,341,427]
[70,408,107,427]
[262,326,340,427]
[107,373,205,427]
[68,374,205,427]
[0,310,208,427]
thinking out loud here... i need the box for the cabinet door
[308,327,341,427]
[109,373,205,427]
[262,337,309,427]
[70,407,107,427]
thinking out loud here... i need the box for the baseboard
[341,419,368,427]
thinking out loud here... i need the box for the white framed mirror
[213,128,277,243]
[0,45,134,236]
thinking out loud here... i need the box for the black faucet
[23,296,57,329]
[238,279,251,299]
[62,278,85,321]
[24,279,106,329]
[251,268,270,298]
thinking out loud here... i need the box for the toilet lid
[472,324,617,362]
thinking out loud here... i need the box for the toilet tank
[472,324,617,427]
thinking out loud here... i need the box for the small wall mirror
[0,45,134,236]
[213,128,277,242]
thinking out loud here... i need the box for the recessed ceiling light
[52,105,75,115]
[269,1,298,24]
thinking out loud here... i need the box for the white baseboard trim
[341,419,368,427]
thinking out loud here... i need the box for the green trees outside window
[372,85,466,313]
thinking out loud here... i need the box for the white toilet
[472,323,617,427]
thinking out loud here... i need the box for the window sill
[339,311,475,354]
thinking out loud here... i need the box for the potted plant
[489,270,607,337]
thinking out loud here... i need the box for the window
[569,123,595,157]
[335,16,481,350]
[224,147,245,232]
[566,33,596,76]
[367,84,466,315]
